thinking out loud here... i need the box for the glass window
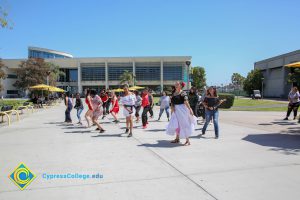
[108,63,133,81]
[163,62,184,80]
[7,74,18,79]
[69,69,78,82]
[135,62,160,81]
[82,66,105,81]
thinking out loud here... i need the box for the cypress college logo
[9,162,36,190]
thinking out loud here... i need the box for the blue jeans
[65,106,72,122]
[202,109,219,137]
[76,108,83,121]
[158,107,170,119]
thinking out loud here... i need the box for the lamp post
[46,71,51,85]
[261,77,264,99]
[185,60,191,90]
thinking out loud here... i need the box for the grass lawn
[233,98,286,107]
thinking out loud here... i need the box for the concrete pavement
[0,103,300,200]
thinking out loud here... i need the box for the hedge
[0,100,29,110]
[218,93,235,109]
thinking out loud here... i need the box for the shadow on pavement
[145,129,165,132]
[64,130,92,133]
[44,122,65,125]
[91,134,122,137]
[242,133,300,155]
[271,121,298,126]
[138,140,183,148]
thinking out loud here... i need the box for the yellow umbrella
[49,86,65,92]
[285,62,300,68]
[29,84,52,90]
[113,88,124,92]
[128,86,145,91]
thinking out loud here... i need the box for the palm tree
[119,70,134,86]
[47,62,65,86]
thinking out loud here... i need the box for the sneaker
[102,115,105,120]
[143,125,147,129]
[293,116,297,120]
[167,118,170,121]
[283,117,288,120]
[95,128,100,131]
[125,128,129,134]
[100,129,105,133]
[112,119,117,122]
[127,132,132,137]
[215,136,219,139]
[115,120,120,123]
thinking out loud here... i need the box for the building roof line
[255,49,300,64]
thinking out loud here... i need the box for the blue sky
[0,0,300,85]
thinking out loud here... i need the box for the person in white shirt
[158,91,170,121]
[120,84,136,137]
[284,86,300,120]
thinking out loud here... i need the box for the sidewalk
[0,104,299,200]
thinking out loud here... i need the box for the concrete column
[77,61,82,93]
[160,60,163,92]
[105,61,108,89]
[133,60,136,86]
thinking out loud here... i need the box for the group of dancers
[64,81,225,146]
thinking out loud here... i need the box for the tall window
[135,62,160,81]
[81,65,105,81]
[108,63,133,81]
[163,62,184,80]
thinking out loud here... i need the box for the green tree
[0,5,12,29]
[47,63,65,86]
[0,58,6,91]
[243,69,264,95]
[287,68,300,87]
[231,73,245,89]
[119,70,134,86]
[14,58,50,91]
[191,66,206,89]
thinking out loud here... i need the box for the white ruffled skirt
[166,104,197,139]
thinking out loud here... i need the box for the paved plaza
[0,104,300,200]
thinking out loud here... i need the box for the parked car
[251,90,262,99]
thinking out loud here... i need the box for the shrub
[0,100,28,109]
[218,93,235,109]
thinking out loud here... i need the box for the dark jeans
[148,105,154,117]
[286,102,299,118]
[65,106,72,122]
[202,109,219,137]
[105,100,111,115]
[190,105,197,117]
[102,102,107,115]
[134,106,141,117]
[142,105,150,126]
[158,107,170,119]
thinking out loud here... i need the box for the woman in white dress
[120,84,136,137]
[166,81,197,146]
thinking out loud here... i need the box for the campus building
[1,47,191,97]
[254,49,300,98]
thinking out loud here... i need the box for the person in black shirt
[74,93,84,125]
[166,81,197,146]
[201,87,226,139]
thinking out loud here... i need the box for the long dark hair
[206,87,218,97]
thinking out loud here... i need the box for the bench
[0,105,20,126]
[17,102,34,114]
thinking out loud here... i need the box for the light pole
[46,71,51,85]
[261,77,264,99]
[185,61,191,90]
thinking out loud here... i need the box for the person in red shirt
[100,90,108,119]
[109,91,120,123]
[141,88,150,128]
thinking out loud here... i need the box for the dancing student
[64,92,73,123]
[120,84,136,137]
[109,91,120,123]
[105,89,112,115]
[141,88,150,129]
[134,91,142,122]
[158,91,170,121]
[84,89,93,127]
[74,93,84,125]
[166,82,196,146]
[100,90,108,119]
[284,86,300,120]
[148,89,154,118]
[188,87,198,116]
[90,89,105,133]
[201,87,226,139]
